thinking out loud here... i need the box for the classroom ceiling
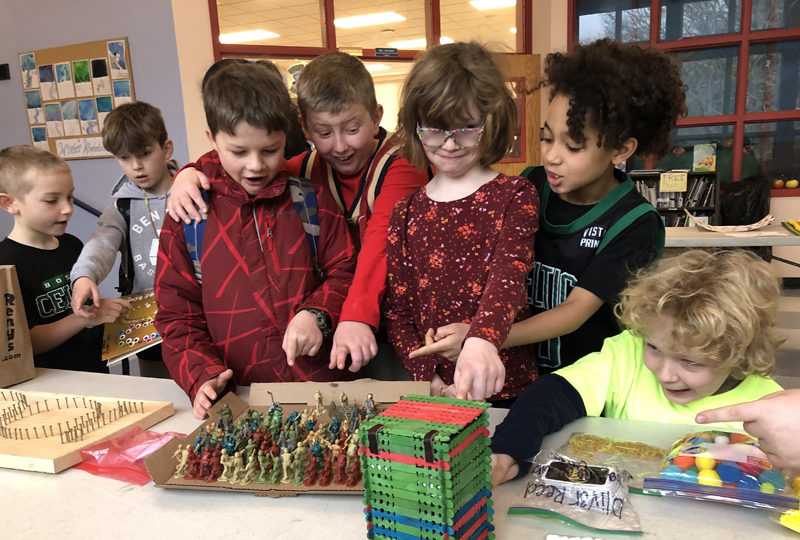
[215,0,517,53]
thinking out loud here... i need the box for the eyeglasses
[416,124,485,149]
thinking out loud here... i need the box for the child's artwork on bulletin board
[18,38,135,160]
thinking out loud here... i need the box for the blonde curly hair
[615,249,784,378]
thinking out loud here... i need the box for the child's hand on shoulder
[409,323,469,362]
[81,297,131,327]
[283,310,323,367]
[454,337,505,401]
[70,277,100,318]
[491,453,519,487]
[193,368,234,419]
[167,167,211,224]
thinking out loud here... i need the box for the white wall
[171,0,215,160]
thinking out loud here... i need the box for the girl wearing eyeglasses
[411,39,688,380]
[385,41,539,403]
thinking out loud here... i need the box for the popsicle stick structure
[359,395,494,540]
[0,388,174,473]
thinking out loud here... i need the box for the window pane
[744,121,800,181]
[747,41,800,112]
[216,0,324,48]
[660,0,741,41]
[751,0,800,31]
[672,47,738,116]
[576,0,650,44]
[335,0,427,51]
[441,0,517,52]
[634,125,735,183]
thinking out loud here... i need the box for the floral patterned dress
[385,173,540,399]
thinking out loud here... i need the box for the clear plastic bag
[74,426,184,486]
[555,432,667,491]
[642,429,799,511]
[508,451,643,534]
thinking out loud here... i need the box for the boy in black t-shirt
[0,146,129,372]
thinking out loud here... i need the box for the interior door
[492,53,541,178]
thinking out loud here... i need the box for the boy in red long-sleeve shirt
[169,52,429,377]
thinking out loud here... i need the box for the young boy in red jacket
[154,61,356,419]
[169,53,429,377]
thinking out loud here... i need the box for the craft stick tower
[359,395,494,539]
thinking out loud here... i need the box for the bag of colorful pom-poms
[642,429,799,511]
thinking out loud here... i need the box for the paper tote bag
[0,265,35,387]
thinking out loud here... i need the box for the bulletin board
[19,38,135,160]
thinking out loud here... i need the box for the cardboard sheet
[146,379,428,496]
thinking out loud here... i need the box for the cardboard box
[145,379,428,496]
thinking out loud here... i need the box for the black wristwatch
[301,308,332,338]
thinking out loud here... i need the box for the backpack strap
[181,184,324,286]
[287,176,324,281]
[596,203,665,257]
[114,198,134,295]
[364,150,397,214]
[182,190,210,285]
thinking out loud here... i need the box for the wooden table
[665,224,800,248]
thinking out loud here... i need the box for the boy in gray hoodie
[70,101,178,373]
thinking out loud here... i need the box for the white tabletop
[3,369,794,539]
[665,224,800,247]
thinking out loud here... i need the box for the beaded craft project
[101,289,160,365]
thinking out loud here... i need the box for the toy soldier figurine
[346,434,358,470]
[304,455,319,486]
[241,453,259,485]
[230,450,245,484]
[218,447,234,483]
[365,393,375,418]
[172,444,190,478]
[267,391,281,415]
[339,391,349,409]
[256,450,270,483]
[198,446,213,481]
[334,450,348,485]
[268,451,281,485]
[314,389,325,414]
[319,454,333,487]
[281,447,292,483]
[185,446,201,479]
[218,402,233,432]
[207,445,223,482]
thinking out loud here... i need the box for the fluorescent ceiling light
[334,11,406,29]
[470,0,516,9]
[388,38,426,49]
[388,37,454,49]
[365,64,390,72]
[219,29,279,44]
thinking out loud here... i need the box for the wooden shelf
[631,170,719,227]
